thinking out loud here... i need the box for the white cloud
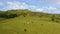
[2,1,58,14]
[0,2,3,6]
[41,6,57,13]
[46,6,57,11]
[3,1,44,11]
[29,6,44,12]
[3,1,29,10]
[29,6,57,12]
[36,8,43,11]
[42,6,57,11]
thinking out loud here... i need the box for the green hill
[0,9,60,34]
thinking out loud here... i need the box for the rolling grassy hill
[0,9,60,34]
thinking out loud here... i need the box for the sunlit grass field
[0,15,60,34]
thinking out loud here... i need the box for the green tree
[51,15,55,21]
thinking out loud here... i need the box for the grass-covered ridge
[0,9,60,34]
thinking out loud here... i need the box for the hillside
[0,9,60,34]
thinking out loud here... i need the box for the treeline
[0,10,28,19]
[0,13,18,19]
[0,10,19,19]
[0,10,60,22]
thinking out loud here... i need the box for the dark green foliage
[57,17,60,20]
[0,14,17,19]
[52,18,54,21]
[51,15,55,21]
[0,14,7,18]
[23,13,26,17]
[6,14,18,19]
[41,24,43,26]
[55,21,59,23]
[24,29,27,32]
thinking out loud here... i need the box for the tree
[51,15,55,21]
[23,13,26,17]
[24,29,27,32]
[6,14,17,19]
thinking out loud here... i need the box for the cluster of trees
[0,11,28,19]
[0,13,18,19]
[51,15,60,23]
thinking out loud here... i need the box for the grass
[0,15,60,34]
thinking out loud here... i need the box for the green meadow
[0,10,60,34]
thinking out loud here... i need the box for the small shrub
[41,24,43,26]
[55,21,59,23]
[23,13,27,17]
[51,15,55,21]
[57,18,60,20]
[24,29,27,32]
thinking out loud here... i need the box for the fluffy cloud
[3,1,29,10]
[45,6,57,11]
[41,6,58,13]
[0,2,3,6]
[3,1,44,12]
[29,5,57,13]
[29,6,44,12]
[2,1,58,14]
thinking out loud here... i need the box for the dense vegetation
[0,9,60,34]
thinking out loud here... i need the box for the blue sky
[0,0,60,14]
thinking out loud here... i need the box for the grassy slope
[0,15,60,34]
